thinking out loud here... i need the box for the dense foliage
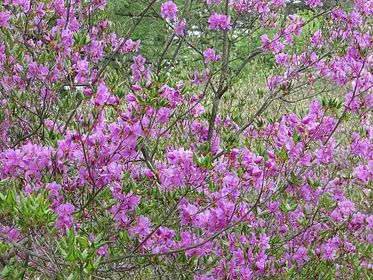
[1,0,373,279]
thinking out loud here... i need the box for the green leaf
[279,145,289,161]
[271,234,280,245]
[193,153,214,170]
[94,241,107,249]
[1,266,11,278]
[80,249,88,261]
[293,128,301,144]
[5,190,16,207]
[201,153,214,170]
[13,269,24,279]
[94,232,104,246]
[0,178,9,186]
[66,229,77,261]
[286,203,298,212]
[77,237,90,248]
[93,256,101,270]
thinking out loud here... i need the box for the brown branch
[92,0,158,85]
[0,233,67,266]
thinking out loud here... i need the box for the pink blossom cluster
[208,13,232,31]
[161,1,186,35]
[1,0,373,278]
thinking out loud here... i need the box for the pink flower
[180,203,198,226]
[367,215,373,230]
[93,0,107,10]
[322,246,336,261]
[55,203,74,229]
[275,53,288,66]
[261,34,284,53]
[131,55,146,72]
[203,48,220,63]
[293,246,309,265]
[61,29,73,47]
[131,55,148,82]
[97,244,108,257]
[162,167,185,188]
[193,71,199,86]
[255,252,267,273]
[266,75,283,91]
[297,153,312,167]
[314,141,334,164]
[201,68,210,82]
[261,34,271,52]
[119,39,141,53]
[258,233,270,250]
[208,13,231,31]
[89,40,104,62]
[129,216,151,238]
[174,20,186,35]
[0,227,19,241]
[76,60,89,74]
[0,12,11,28]
[95,84,110,106]
[27,62,39,78]
[305,0,323,9]
[47,181,61,197]
[161,1,178,20]
[166,150,179,164]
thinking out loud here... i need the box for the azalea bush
[1,0,373,279]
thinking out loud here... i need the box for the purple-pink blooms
[76,60,89,74]
[293,247,309,265]
[95,84,119,106]
[55,203,75,229]
[174,20,186,35]
[208,13,231,31]
[0,12,11,28]
[97,244,109,257]
[2,0,373,277]
[261,34,285,53]
[305,0,324,8]
[203,48,221,63]
[161,1,178,20]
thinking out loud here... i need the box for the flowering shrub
[1,0,373,279]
